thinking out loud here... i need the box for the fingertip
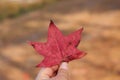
[51,65,59,71]
[60,62,68,70]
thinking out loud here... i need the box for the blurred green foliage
[0,0,57,21]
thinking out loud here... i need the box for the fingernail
[60,62,68,70]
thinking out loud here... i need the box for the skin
[35,62,69,80]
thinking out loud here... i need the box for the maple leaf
[29,20,86,67]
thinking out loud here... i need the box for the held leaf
[29,20,86,67]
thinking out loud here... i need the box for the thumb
[56,62,69,80]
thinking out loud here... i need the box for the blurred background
[0,0,120,80]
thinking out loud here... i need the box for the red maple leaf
[29,20,86,67]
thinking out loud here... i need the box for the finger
[35,65,59,80]
[51,65,59,77]
[51,65,59,72]
[59,62,68,70]
[57,62,69,80]
[35,68,53,80]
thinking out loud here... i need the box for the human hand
[35,62,69,80]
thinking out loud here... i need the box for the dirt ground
[0,0,120,80]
